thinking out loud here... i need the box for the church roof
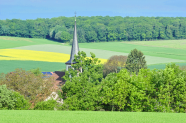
[65,16,79,64]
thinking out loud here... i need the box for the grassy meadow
[1,110,186,123]
[0,36,186,73]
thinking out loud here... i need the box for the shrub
[0,68,55,105]
[126,48,147,74]
[0,84,30,110]
[13,91,31,110]
[0,85,16,110]
[34,99,58,110]
[180,65,186,71]
[103,55,127,78]
[29,68,42,76]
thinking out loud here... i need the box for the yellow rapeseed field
[0,49,107,64]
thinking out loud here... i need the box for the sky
[0,0,186,20]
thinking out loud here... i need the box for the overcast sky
[0,0,186,20]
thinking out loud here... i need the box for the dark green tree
[126,49,147,74]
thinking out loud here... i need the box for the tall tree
[126,49,147,74]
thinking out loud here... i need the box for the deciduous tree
[126,49,147,74]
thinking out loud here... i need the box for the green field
[79,42,186,61]
[0,60,66,74]
[0,36,63,49]
[1,110,186,123]
[125,39,186,50]
[0,36,186,73]
[148,62,186,70]
[11,44,185,65]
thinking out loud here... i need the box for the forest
[0,16,186,43]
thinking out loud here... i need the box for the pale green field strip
[0,60,66,74]
[78,42,186,61]
[0,36,63,49]
[11,44,186,65]
[0,111,186,123]
[125,39,186,50]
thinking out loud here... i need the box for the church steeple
[65,12,79,71]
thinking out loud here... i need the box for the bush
[13,91,31,110]
[29,68,42,76]
[0,85,16,110]
[0,84,30,110]
[0,68,55,105]
[126,48,147,74]
[34,99,58,110]
[103,55,127,78]
[180,65,186,71]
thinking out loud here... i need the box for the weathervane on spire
[75,11,77,21]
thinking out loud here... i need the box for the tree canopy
[0,16,186,42]
[126,48,147,74]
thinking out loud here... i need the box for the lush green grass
[0,60,66,74]
[0,36,63,49]
[148,62,186,70]
[0,111,186,123]
[79,42,186,61]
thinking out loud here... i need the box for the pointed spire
[75,11,76,21]
[65,13,79,65]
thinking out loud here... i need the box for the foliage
[0,84,30,110]
[34,99,58,110]
[180,65,186,71]
[63,51,103,84]
[12,91,31,110]
[1,17,186,42]
[61,51,103,110]
[103,55,127,78]
[0,84,16,110]
[126,49,147,74]
[0,69,54,105]
[29,68,42,76]
[100,63,186,112]
[61,61,186,112]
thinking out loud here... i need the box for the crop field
[0,60,66,74]
[125,39,186,50]
[0,36,62,49]
[79,41,186,61]
[1,110,186,123]
[0,36,186,73]
[0,36,107,73]
[148,62,186,70]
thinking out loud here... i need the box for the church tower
[65,13,79,71]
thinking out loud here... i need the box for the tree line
[0,16,186,42]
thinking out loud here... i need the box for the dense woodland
[0,16,186,42]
